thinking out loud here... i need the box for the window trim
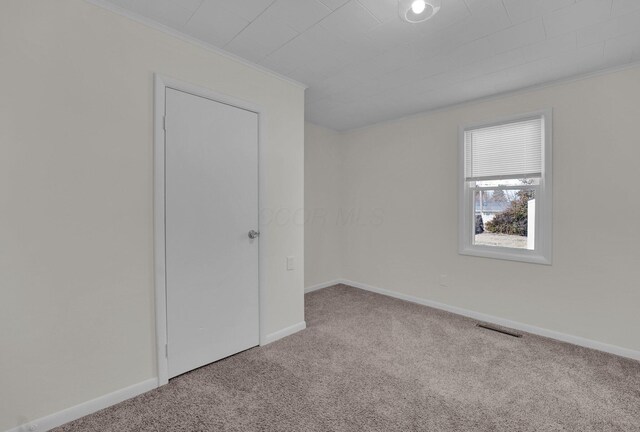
[458,109,553,265]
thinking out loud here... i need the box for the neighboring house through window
[459,110,552,264]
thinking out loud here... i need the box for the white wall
[306,65,640,354]
[0,1,304,430]
[304,123,345,288]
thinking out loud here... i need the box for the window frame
[458,109,553,265]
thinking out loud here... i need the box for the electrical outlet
[439,274,448,287]
[286,256,295,271]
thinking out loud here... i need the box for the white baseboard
[6,378,158,432]
[7,320,306,432]
[262,321,307,345]
[304,279,342,293]
[309,279,640,362]
[8,281,636,432]
[6,320,304,432]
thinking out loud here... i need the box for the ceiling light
[399,0,441,23]
[411,0,426,14]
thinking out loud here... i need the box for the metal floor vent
[476,323,523,338]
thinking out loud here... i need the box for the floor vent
[476,323,523,338]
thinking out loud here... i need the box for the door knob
[248,230,260,239]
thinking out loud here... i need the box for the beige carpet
[56,284,640,431]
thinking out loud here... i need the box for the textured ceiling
[104,0,640,130]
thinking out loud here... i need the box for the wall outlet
[439,274,448,287]
[286,256,295,271]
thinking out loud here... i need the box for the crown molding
[341,60,640,134]
[84,0,308,90]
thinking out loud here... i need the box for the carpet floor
[55,284,640,431]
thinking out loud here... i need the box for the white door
[165,88,259,379]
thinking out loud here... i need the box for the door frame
[153,74,265,386]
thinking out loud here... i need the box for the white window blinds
[465,116,543,181]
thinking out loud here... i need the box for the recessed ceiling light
[399,0,441,23]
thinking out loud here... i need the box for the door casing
[154,74,266,386]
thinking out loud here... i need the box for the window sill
[459,246,551,265]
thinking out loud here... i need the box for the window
[459,110,552,264]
